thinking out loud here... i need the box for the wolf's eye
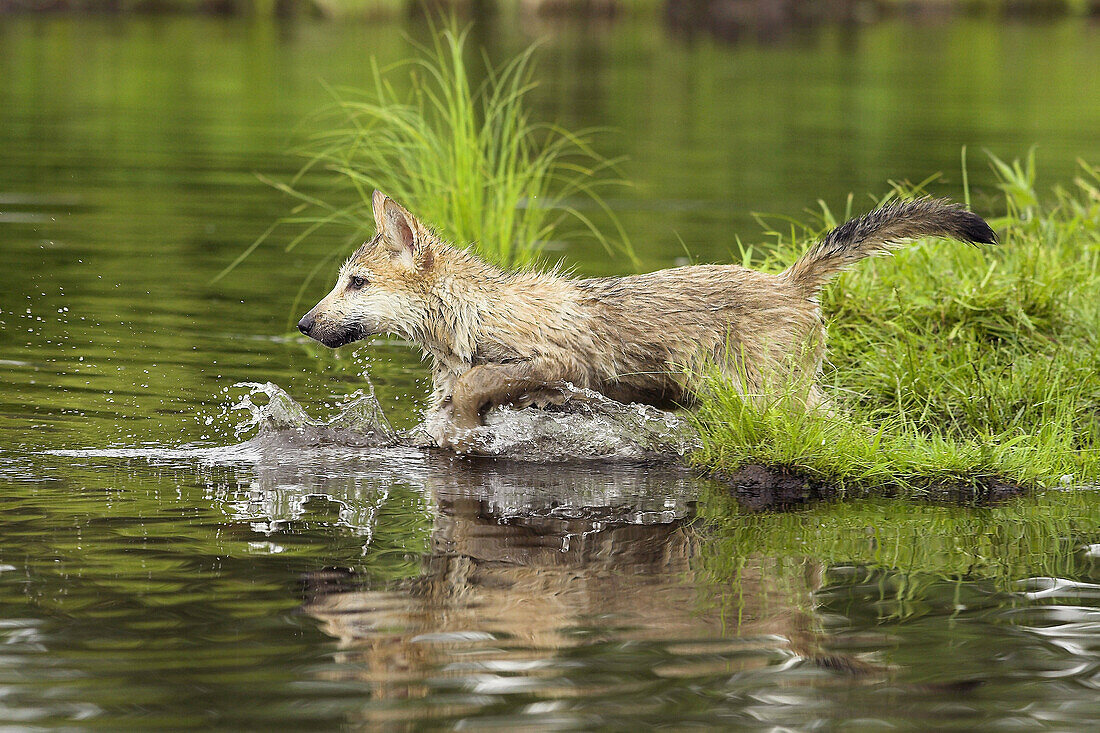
[349,275,367,290]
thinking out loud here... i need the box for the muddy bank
[715,463,1028,511]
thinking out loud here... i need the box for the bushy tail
[780,198,996,294]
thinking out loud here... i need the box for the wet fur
[299,192,995,451]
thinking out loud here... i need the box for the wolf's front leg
[437,361,570,453]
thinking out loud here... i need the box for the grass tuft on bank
[691,154,1100,497]
[218,25,631,295]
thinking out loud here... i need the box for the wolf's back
[780,198,996,295]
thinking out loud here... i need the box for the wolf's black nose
[297,316,314,335]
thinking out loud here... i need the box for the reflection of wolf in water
[301,466,882,714]
[296,191,994,451]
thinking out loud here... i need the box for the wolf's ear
[372,190,431,271]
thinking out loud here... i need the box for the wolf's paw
[426,398,483,454]
[437,425,477,454]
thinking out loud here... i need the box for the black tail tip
[958,210,997,245]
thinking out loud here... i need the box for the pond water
[3,12,1100,730]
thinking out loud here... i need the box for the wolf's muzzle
[297,312,362,348]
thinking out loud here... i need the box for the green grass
[691,153,1100,496]
[217,24,632,304]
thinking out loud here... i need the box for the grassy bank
[692,154,1100,497]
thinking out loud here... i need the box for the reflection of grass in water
[697,488,1100,619]
[219,24,632,316]
[692,153,1100,494]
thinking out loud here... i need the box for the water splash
[227,381,396,449]
[56,380,698,465]
[420,386,699,462]
[222,381,698,462]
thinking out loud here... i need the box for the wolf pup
[298,191,995,451]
